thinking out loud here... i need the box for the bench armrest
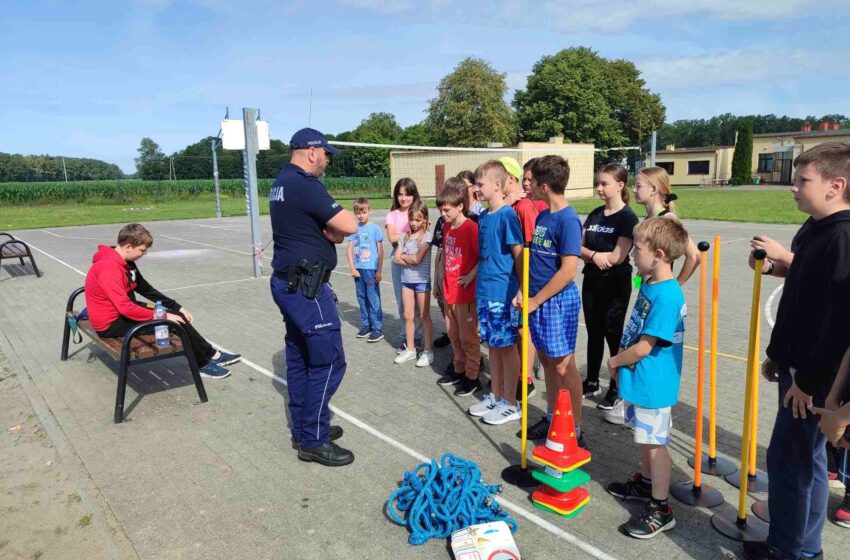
[66,287,86,314]
[0,233,15,242]
[121,319,199,370]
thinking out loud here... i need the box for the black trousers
[581,273,632,387]
[96,310,215,367]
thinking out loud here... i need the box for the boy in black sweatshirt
[744,142,850,560]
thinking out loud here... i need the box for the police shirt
[269,162,343,273]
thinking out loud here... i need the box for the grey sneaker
[199,361,230,379]
[603,398,625,425]
[482,400,521,425]
[212,351,241,367]
[468,393,497,417]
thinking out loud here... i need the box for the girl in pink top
[385,178,422,352]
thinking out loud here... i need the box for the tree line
[0,152,123,182]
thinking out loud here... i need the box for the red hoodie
[84,245,154,332]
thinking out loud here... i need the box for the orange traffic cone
[531,389,590,472]
[532,485,590,517]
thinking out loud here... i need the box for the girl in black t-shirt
[579,164,639,407]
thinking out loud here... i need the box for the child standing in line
[605,217,690,539]
[437,185,482,397]
[346,198,384,342]
[385,178,422,353]
[518,155,584,442]
[393,199,435,368]
[467,161,523,426]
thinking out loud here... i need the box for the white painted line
[765,284,783,328]
[160,234,267,258]
[40,229,97,240]
[210,342,617,560]
[15,238,87,276]
[192,224,249,232]
[163,277,258,292]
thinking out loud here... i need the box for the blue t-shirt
[269,163,343,273]
[529,206,582,295]
[476,205,523,302]
[618,279,687,408]
[347,223,383,270]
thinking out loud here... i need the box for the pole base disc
[725,469,769,493]
[712,508,770,541]
[501,465,538,488]
[689,454,737,477]
[670,481,725,508]
[752,499,770,523]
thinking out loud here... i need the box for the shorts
[624,402,673,445]
[402,282,431,293]
[528,283,580,358]
[477,299,519,348]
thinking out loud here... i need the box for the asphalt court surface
[1,211,846,560]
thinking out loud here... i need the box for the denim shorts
[402,282,431,293]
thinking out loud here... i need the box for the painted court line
[15,238,87,276]
[209,346,618,560]
[163,277,259,292]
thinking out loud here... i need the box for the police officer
[269,128,358,467]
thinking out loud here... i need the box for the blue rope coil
[387,453,518,545]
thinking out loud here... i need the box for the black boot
[291,425,344,449]
[297,441,355,467]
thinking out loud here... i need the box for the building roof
[754,128,850,139]
[655,146,733,155]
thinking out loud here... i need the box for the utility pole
[62,157,68,182]
[242,108,263,278]
[211,138,222,218]
[650,130,657,167]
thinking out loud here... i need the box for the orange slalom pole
[693,244,709,489]
[709,236,720,460]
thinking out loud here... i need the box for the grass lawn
[0,189,807,231]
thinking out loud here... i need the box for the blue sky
[2,0,848,173]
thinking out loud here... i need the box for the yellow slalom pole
[736,250,765,521]
[709,236,720,460]
[520,244,530,470]
[749,311,761,477]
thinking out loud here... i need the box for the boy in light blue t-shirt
[605,217,689,540]
[346,198,384,342]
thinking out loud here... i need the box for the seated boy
[84,223,240,378]
[605,217,689,539]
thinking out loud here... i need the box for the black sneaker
[454,377,482,397]
[434,332,451,348]
[518,416,551,439]
[577,433,588,450]
[516,380,537,401]
[367,331,384,343]
[607,473,652,502]
[742,541,786,560]
[597,387,620,410]
[582,379,601,397]
[437,364,463,386]
[356,326,370,338]
[622,502,675,539]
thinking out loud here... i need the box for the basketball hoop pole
[210,138,222,219]
[242,108,263,278]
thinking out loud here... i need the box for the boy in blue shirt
[468,161,524,426]
[605,217,689,539]
[516,155,584,442]
[346,198,384,342]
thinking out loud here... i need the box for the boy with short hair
[468,161,524,425]
[517,155,584,442]
[605,217,689,539]
[346,198,384,342]
[744,142,850,560]
[436,185,482,397]
[84,223,240,378]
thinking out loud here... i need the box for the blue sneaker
[368,331,384,343]
[356,327,371,338]
[199,362,231,379]
[212,351,241,366]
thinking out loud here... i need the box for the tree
[426,57,516,147]
[135,138,168,180]
[513,47,665,150]
[399,122,434,146]
[731,119,754,182]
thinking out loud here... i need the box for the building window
[758,154,773,173]
[688,160,710,175]
[657,162,674,175]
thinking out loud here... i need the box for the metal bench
[60,287,208,423]
[0,233,41,277]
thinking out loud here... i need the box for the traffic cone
[532,465,590,493]
[532,485,590,518]
[531,389,590,472]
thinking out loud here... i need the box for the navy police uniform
[269,140,346,450]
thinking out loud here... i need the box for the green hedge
[0,177,390,204]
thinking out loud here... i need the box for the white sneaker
[394,349,417,364]
[468,393,497,417]
[482,400,522,425]
[603,398,625,425]
[415,351,434,367]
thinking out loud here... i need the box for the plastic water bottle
[154,301,170,348]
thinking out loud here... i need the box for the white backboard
[221,119,271,151]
